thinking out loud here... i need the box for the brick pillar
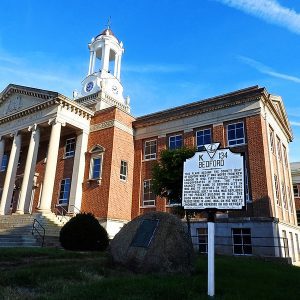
[213,123,225,147]
[246,115,270,217]
[184,130,194,148]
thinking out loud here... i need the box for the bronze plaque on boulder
[131,219,159,248]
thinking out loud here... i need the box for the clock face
[112,85,118,95]
[85,81,94,92]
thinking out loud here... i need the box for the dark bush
[59,213,109,251]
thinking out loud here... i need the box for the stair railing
[32,219,45,247]
[69,204,81,214]
[53,205,70,223]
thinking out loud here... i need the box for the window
[232,228,252,255]
[197,228,208,253]
[274,174,280,205]
[196,129,211,151]
[90,156,103,179]
[65,138,76,158]
[58,178,71,205]
[269,127,275,153]
[169,134,183,150]
[281,182,287,210]
[120,160,128,181]
[0,154,8,172]
[89,145,105,181]
[144,140,157,160]
[293,184,300,197]
[245,164,251,202]
[227,122,245,146]
[17,151,22,167]
[143,179,155,206]
[297,211,300,226]
[282,145,288,166]
[276,137,282,161]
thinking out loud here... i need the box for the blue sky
[0,0,299,161]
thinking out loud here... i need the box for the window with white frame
[232,228,252,255]
[90,156,103,179]
[245,164,251,202]
[169,134,183,150]
[197,228,208,253]
[143,179,155,206]
[276,136,282,161]
[227,122,245,146]
[196,129,211,151]
[282,145,288,167]
[281,182,287,210]
[274,174,280,206]
[89,145,105,180]
[144,140,157,160]
[65,138,76,158]
[0,154,8,172]
[269,127,275,153]
[120,160,128,181]
[58,178,71,205]
[293,184,300,197]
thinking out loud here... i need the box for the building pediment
[0,84,58,119]
[269,94,293,140]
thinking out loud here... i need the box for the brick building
[291,162,300,226]
[0,28,299,261]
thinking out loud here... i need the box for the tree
[151,147,196,205]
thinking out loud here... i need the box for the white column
[0,137,5,169]
[117,54,122,80]
[68,130,89,214]
[101,44,110,72]
[88,51,93,75]
[16,125,40,214]
[0,132,22,215]
[114,54,119,77]
[38,119,62,213]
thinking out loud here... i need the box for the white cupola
[78,25,130,112]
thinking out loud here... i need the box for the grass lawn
[0,247,299,299]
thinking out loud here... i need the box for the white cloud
[238,55,300,83]
[291,121,300,127]
[217,0,300,34]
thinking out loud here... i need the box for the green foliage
[152,147,196,204]
[59,213,109,251]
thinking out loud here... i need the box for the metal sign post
[207,211,215,297]
[182,143,245,298]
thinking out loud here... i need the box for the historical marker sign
[182,143,245,210]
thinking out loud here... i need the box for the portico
[0,85,93,215]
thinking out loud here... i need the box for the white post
[88,50,93,75]
[117,54,122,80]
[16,125,40,214]
[0,132,22,215]
[102,45,110,72]
[68,130,89,214]
[207,213,215,297]
[38,119,63,213]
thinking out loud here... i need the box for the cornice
[134,94,261,129]
[261,93,293,141]
[0,96,94,126]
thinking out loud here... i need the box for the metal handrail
[69,204,81,214]
[54,205,70,223]
[32,218,45,247]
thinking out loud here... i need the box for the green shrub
[59,213,109,251]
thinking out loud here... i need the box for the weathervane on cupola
[75,18,130,113]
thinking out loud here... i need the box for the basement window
[232,228,252,255]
